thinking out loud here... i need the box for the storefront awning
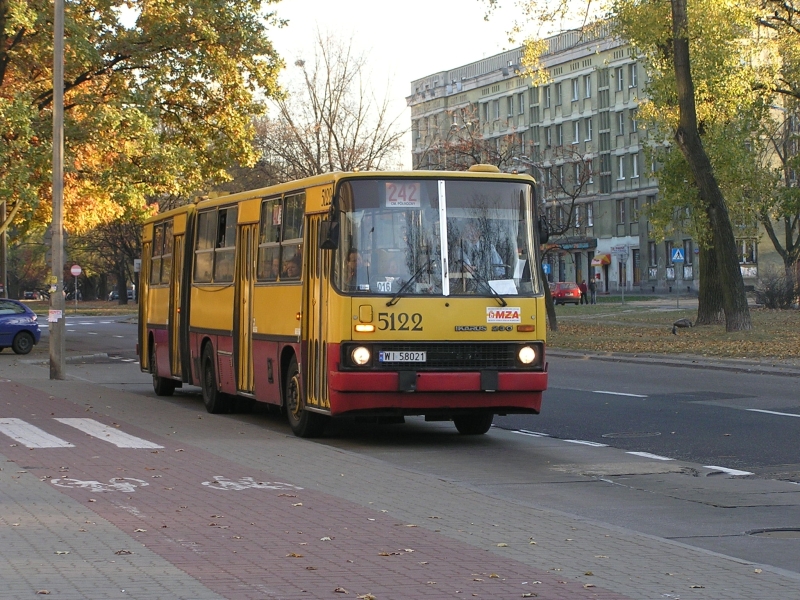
[591,253,611,266]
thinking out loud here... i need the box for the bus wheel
[150,346,175,397]
[201,346,230,414]
[284,356,326,438]
[453,414,494,435]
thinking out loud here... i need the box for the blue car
[0,299,41,354]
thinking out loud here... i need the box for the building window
[585,117,593,141]
[584,74,592,98]
[571,78,579,101]
[532,125,540,144]
[616,198,626,224]
[616,67,624,91]
[631,152,639,178]
[483,103,489,122]
[507,96,514,117]
[617,111,625,135]
[530,106,540,123]
[629,63,638,88]
[556,124,563,146]
[573,121,580,144]
[574,204,581,227]
[665,240,674,266]
[587,202,594,226]
[545,126,552,147]
[544,86,551,108]
[683,239,693,265]
[518,92,525,114]
[631,197,639,221]
[737,239,757,264]
[630,107,639,132]
[573,162,581,183]
[617,155,626,180]
[531,86,539,104]
[555,82,562,106]
[648,241,657,267]
[558,165,565,185]
[493,100,500,120]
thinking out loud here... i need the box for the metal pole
[74,274,77,313]
[0,201,6,298]
[50,0,66,379]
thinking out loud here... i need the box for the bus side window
[213,206,237,283]
[194,210,216,283]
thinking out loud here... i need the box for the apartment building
[408,25,769,293]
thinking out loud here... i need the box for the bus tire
[201,346,231,414]
[284,355,326,438]
[150,346,176,397]
[453,413,494,435]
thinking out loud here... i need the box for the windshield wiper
[386,257,432,307]
[452,259,507,307]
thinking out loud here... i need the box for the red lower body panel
[327,370,546,416]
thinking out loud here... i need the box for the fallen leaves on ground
[550,308,800,361]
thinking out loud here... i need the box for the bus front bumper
[327,370,547,416]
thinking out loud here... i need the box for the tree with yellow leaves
[1,0,284,241]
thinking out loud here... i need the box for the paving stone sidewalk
[1,360,799,599]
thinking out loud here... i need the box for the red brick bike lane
[0,380,632,600]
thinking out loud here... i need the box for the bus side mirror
[319,220,339,250]
[537,217,549,244]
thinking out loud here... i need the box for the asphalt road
[28,316,800,574]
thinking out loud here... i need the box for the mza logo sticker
[486,307,521,323]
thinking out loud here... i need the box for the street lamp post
[50,0,66,379]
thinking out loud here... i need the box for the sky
[268,0,524,169]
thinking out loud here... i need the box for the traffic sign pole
[70,265,81,313]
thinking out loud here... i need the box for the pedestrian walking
[588,277,597,304]
[579,279,588,305]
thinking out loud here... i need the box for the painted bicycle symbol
[201,476,303,491]
[52,477,149,493]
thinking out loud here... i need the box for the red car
[552,282,581,305]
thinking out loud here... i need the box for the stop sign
[70,264,82,277]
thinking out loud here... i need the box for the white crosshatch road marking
[55,418,163,448]
[0,418,75,448]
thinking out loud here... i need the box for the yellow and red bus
[139,166,549,437]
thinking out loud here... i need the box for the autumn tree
[485,0,758,330]
[415,104,526,171]
[1,0,284,242]
[254,32,405,181]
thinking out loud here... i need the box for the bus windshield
[334,178,540,297]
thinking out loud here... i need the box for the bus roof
[145,167,536,222]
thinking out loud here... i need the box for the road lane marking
[564,439,608,447]
[0,418,75,448]
[510,429,550,438]
[54,418,163,448]
[747,409,800,418]
[704,465,753,476]
[626,451,673,461]
[593,390,648,398]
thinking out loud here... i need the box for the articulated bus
[139,165,549,437]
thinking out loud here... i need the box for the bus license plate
[379,351,427,363]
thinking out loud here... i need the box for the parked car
[552,282,581,305]
[108,289,134,301]
[0,299,41,354]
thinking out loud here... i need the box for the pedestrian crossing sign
[671,248,685,262]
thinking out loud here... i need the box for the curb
[548,349,800,377]
[22,352,111,365]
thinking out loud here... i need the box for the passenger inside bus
[282,252,302,280]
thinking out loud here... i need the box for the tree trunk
[671,0,751,331]
[541,265,558,332]
[695,245,724,325]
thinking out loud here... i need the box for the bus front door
[234,223,256,394]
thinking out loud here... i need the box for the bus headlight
[518,345,536,365]
[351,346,371,366]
